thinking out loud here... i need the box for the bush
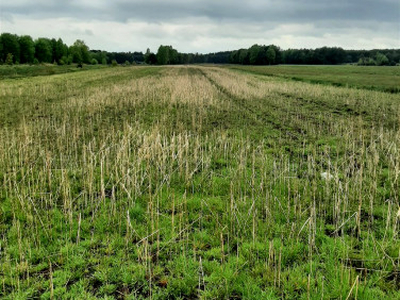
[366,58,376,66]
[358,57,376,66]
[5,53,14,65]
[111,60,118,67]
[67,55,73,65]
[91,58,98,65]
[376,52,389,66]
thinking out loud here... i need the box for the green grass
[0,65,400,299]
[228,65,400,93]
[0,64,109,80]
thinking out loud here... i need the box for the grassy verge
[0,64,111,80]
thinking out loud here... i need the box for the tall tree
[249,44,262,65]
[19,35,35,64]
[265,47,276,65]
[168,47,179,64]
[238,49,250,64]
[147,53,157,65]
[268,45,282,64]
[144,48,152,64]
[0,33,20,64]
[35,38,53,63]
[375,52,389,66]
[90,50,108,65]
[69,40,90,64]
[0,36,3,63]
[156,45,170,65]
[53,38,68,64]
[156,45,179,65]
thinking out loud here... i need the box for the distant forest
[1,33,399,66]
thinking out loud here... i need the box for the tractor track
[196,67,306,141]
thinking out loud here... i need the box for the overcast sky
[1,0,399,53]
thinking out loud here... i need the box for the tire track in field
[196,67,304,141]
[230,67,392,128]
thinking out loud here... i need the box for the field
[0,65,399,299]
[0,64,108,80]
[229,65,400,93]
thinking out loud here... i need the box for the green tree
[90,51,108,65]
[53,38,68,64]
[0,33,20,63]
[99,52,108,65]
[51,38,57,63]
[268,45,281,64]
[238,49,249,64]
[18,35,35,64]
[265,47,276,65]
[35,38,53,63]
[157,45,170,65]
[69,40,90,64]
[367,57,376,66]
[229,50,239,64]
[249,44,262,65]
[148,53,157,65]
[375,52,389,66]
[156,45,178,65]
[327,47,346,64]
[144,48,151,63]
[169,47,179,64]
[144,48,157,65]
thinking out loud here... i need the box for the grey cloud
[2,0,399,24]
[1,0,398,52]
[71,28,94,36]
[0,12,14,24]
[110,0,400,24]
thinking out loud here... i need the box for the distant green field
[0,64,108,80]
[228,65,400,93]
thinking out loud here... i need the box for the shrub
[5,53,14,65]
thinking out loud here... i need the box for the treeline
[280,48,399,66]
[143,46,232,65]
[90,50,145,65]
[143,44,400,66]
[0,33,89,65]
[1,32,399,66]
[0,33,145,66]
[228,46,398,66]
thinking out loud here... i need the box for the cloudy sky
[1,0,399,53]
